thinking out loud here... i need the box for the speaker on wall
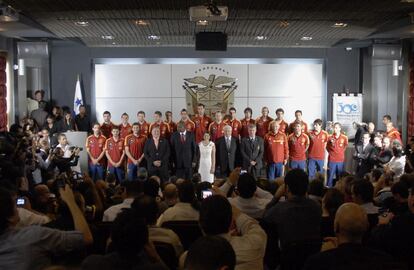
[196,32,227,51]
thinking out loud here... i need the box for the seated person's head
[110,209,148,258]
[163,183,178,206]
[323,188,345,218]
[185,235,236,270]
[334,203,368,243]
[236,173,257,199]
[391,181,409,202]
[285,169,309,197]
[177,180,196,203]
[105,173,117,185]
[123,181,142,199]
[131,195,159,225]
[351,180,374,205]
[199,195,232,235]
[371,169,383,183]
[192,173,202,184]
[143,178,160,198]
[308,178,326,198]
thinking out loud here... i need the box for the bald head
[334,203,369,243]
[163,183,178,199]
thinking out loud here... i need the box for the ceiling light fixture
[197,20,209,26]
[333,22,348,28]
[134,19,149,26]
[279,20,289,27]
[300,36,312,41]
[75,21,89,27]
[101,35,114,40]
[148,35,161,40]
[255,35,268,41]
[112,42,116,45]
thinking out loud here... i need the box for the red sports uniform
[256,116,274,138]
[124,134,147,164]
[225,118,242,138]
[182,119,195,133]
[274,120,289,134]
[288,121,308,134]
[119,123,132,139]
[166,121,177,135]
[138,121,150,138]
[264,132,289,163]
[308,130,329,160]
[326,134,348,162]
[100,122,115,138]
[86,135,107,165]
[149,121,170,139]
[386,127,402,144]
[208,121,227,142]
[288,133,310,161]
[105,137,124,167]
[193,114,212,143]
[240,119,256,138]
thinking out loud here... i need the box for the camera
[69,146,83,151]
[240,170,248,175]
[16,197,25,206]
[202,190,213,199]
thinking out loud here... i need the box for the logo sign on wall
[182,66,238,116]
[332,93,363,140]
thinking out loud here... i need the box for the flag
[73,75,83,115]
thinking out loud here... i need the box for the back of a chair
[153,241,178,270]
[161,220,203,250]
[280,239,322,270]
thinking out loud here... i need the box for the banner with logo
[332,93,363,140]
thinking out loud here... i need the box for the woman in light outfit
[198,132,216,183]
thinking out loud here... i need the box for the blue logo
[337,103,359,114]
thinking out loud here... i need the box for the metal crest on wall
[183,66,237,117]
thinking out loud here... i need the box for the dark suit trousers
[176,167,192,181]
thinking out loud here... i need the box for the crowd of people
[0,92,413,270]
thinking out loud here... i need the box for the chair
[161,220,203,250]
[153,241,178,270]
[280,239,322,270]
[92,222,113,254]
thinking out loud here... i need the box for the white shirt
[179,213,267,270]
[156,202,199,226]
[102,198,134,222]
[16,208,50,229]
[386,155,406,179]
[228,196,272,219]
[148,226,184,256]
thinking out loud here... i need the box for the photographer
[56,133,82,173]
[48,146,81,175]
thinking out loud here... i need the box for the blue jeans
[308,159,324,180]
[89,164,104,181]
[268,162,284,180]
[327,161,344,187]
[290,160,306,171]
[108,166,125,182]
[127,163,138,181]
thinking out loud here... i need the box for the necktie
[226,137,230,150]
[180,133,185,143]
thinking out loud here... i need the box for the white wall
[95,63,323,125]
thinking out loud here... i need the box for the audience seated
[131,194,184,257]
[320,188,344,238]
[0,185,92,270]
[82,209,167,270]
[102,181,142,222]
[351,180,379,231]
[157,180,199,225]
[184,235,236,270]
[198,195,267,270]
[303,203,393,270]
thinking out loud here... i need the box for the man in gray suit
[240,124,264,178]
[216,125,238,177]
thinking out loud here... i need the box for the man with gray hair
[215,125,238,177]
[240,124,264,178]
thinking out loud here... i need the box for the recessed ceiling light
[255,35,268,41]
[134,19,150,26]
[197,20,208,26]
[148,35,160,40]
[333,22,348,28]
[300,36,312,41]
[101,35,114,40]
[112,42,116,45]
[75,21,89,27]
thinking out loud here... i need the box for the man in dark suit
[170,121,197,180]
[240,124,264,178]
[215,125,238,177]
[354,132,375,178]
[303,203,393,270]
[144,126,170,183]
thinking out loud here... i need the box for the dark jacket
[215,136,238,173]
[170,131,197,169]
[240,136,264,170]
[144,138,170,170]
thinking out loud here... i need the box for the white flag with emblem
[73,75,83,115]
